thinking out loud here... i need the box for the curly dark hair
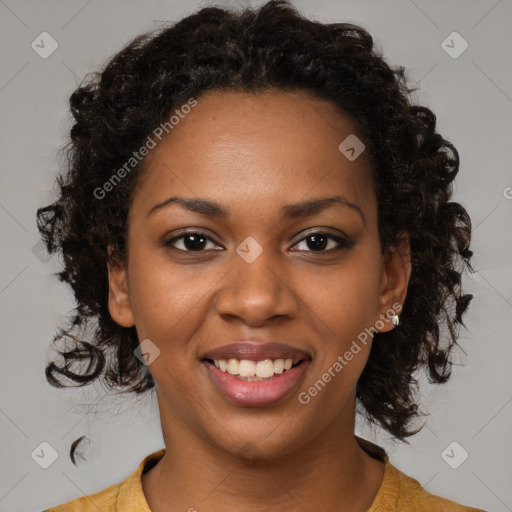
[37,0,473,464]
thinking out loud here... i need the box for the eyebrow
[146,195,365,225]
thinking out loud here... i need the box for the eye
[291,231,353,252]
[163,230,353,253]
[163,232,222,252]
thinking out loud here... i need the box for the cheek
[297,255,381,383]
[298,281,376,413]
[302,259,381,333]
[126,252,210,348]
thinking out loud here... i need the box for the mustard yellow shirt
[43,437,486,511]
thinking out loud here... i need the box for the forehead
[132,89,374,220]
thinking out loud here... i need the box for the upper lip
[201,341,311,362]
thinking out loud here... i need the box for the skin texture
[108,89,411,512]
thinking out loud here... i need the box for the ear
[107,247,135,328]
[376,233,411,333]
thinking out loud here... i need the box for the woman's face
[108,89,409,459]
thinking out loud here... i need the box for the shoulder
[41,448,166,512]
[355,436,486,512]
[41,480,121,511]
[374,461,487,512]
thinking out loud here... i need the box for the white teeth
[256,359,274,378]
[238,359,257,377]
[274,359,284,374]
[212,357,302,378]
[227,359,239,375]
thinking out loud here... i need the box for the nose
[215,250,299,327]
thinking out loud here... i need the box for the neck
[142,397,385,512]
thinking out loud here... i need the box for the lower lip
[202,359,310,407]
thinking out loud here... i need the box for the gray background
[1,0,511,510]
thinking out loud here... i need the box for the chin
[207,423,309,463]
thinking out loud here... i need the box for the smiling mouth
[202,357,307,381]
[201,356,311,407]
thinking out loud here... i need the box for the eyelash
[163,230,353,254]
